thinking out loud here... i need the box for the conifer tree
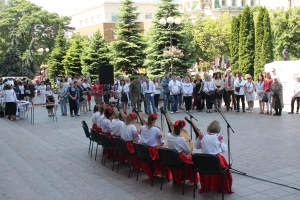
[254,7,265,80]
[48,27,67,79]
[261,8,273,69]
[239,5,255,77]
[230,15,240,72]
[62,33,85,76]
[144,0,194,77]
[81,30,110,81]
[22,38,37,79]
[110,0,145,73]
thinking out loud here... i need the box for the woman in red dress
[92,79,103,104]
[194,120,233,194]
[166,120,200,185]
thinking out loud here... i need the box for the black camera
[140,98,147,102]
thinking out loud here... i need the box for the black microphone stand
[213,101,246,175]
[172,101,198,140]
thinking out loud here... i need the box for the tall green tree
[1,34,22,77]
[0,0,72,65]
[81,30,110,81]
[22,38,37,79]
[254,7,265,80]
[62,34,85,76]
[239,5,255,76]
[144,0,194,77]
[260,8,273,74]
[47,27,67,79]
[110,0,145,73]
[230,15,240,72]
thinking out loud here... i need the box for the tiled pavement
[1,97,300,200]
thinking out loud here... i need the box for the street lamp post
[37,47,49,77]
[159,16,181,74]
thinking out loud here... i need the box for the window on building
[232,0,236,6]
[145,13,152,19]
[91,17,94,25]
[241,0,245,6]
[80,20,83,28]
[222,0,226,6]
[250,0,255,6]
[85,18,89,26]
[111,14,120,22]
[187,2,190,8]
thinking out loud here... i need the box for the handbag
[262,94,268,102]
[235,87,240,93]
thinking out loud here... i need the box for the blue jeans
[76,99,80,114]
[170,95,179,112]
[145,93,156,113]
[163,92,170,111]
[59,99,67,115]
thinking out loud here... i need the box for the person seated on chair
[166,120,200,185]
[194,120,233,194]
[120,113,141,168]
[102,107,113,138]
[96,104,109,132]
[140,113,165,179]
[112,112,125,137]
[92,104,102,133]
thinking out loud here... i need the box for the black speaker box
[99,65,114,84]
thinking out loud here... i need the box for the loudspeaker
[99,65,114,84]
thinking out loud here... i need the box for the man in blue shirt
[161,72,171,111]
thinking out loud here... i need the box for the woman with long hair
[140,113,165,179]
[193,74,203,112]
[27,80,35,104]
[153,77,161,109]
[182,76,193,112]
[118,80,129,112]
[256,74,265,114]
[214,72,224,111]
[194,120,233,194]
[264,72,273,115]
[166,120,199,185]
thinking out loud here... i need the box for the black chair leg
[165,167,169,182]
[151,162,155,187]
[193,170,196,198]
[101,148,105,165]
[90,142,94,158]
[88,140,91,154]
[182,168,186,195]
[112,150,116,171]
[222,173,225,200]
[116,153,120,173]
[128,155,132,178]
[136,160,140,181]
[160,165,164,190]
[95,144,98,161]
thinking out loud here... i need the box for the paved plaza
[1,96,300,200]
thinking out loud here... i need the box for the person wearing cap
[38,81,47,103]
[224,70,236,111]
[130,76,142,112]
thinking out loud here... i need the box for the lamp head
[159,18,167,25]
[167,16,174,24]
[174,17,181,25]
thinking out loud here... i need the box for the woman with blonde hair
[264,72,273,115]
[194,120,233,194]
[244,74,256,112]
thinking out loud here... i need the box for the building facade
[68,0,158,42]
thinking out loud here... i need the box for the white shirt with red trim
[194,132,227,154]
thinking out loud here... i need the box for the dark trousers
[141,93,147,112]
[226,90,236,110]
[103,93,110,103]
[274,109,282,115]
[206,93,214,109]
[291,97,300,112]
[154,94,160,108]
[236,95,245,111]
[69,99,78,115]
[183,96,192,111]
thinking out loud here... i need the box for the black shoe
[288,112,294,114]
[236,110,240,112]
[273,113,278,116]
[243,110,246,113]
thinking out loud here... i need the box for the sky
[28,0,100,16]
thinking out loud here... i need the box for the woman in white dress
[39,81,47,103]
[256,74,265,114]
[244,74,256,112]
